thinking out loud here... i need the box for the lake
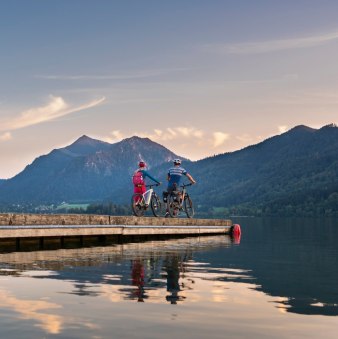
[0,217,338,338]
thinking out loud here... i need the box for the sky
[1,0,338,178]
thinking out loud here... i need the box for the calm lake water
[1,217,338,338]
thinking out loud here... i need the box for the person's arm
[186,173,196,184]
[142,170,160,184]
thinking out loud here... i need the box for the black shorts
[167,183,178,193]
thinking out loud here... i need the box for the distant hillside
[189,124,338,216]
[1,124,338,216]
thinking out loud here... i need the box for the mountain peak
[120,136,161,148]
[63,135,111,156]
[287,125,316,134]
[68,134,111,148]
[73,135,102,145]
[123,136,150,143]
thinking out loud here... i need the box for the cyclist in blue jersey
[164,159,196,217]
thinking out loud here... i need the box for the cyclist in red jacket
[132,161,161,195]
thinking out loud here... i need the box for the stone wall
[0,213,232,227]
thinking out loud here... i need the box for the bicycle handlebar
[146,183,161,188]
[180,182,194,188]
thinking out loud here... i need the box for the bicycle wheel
[184,195,194,218]
[151,193,162,217]
[131,193,145,217]
[167,193,180,218]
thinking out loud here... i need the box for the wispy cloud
[213,132,230,147]
[140,127,205,141]
[205,30,338,55]
[0,96,105,132]
[104,127,230,149]
[36,68,188,81]
[110,130,124,140]
[106,127,205,143]
[278,125,288,133]
[0,132,12,141]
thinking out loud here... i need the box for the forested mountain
[1,124,338,216]
[189,124,338,216]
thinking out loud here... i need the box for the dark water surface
[1,217,338,338]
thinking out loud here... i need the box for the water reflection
[0,289,63,334]
[131,259,146,302]
[0,235,244,337]
[0,221,338,338]
[231,217,338,316]
[0,236,245,299]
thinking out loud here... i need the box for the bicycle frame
[176,183,191,206]
[143,186,154,205]
[131,183,162,217]
[180,187,187,206]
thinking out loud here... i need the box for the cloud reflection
[0,289,63,334]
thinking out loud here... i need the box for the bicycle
[131,183,162,217]
[166,183,194,218]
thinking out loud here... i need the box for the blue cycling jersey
[167,166,187,189]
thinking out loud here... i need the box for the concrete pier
[0,213,233,241]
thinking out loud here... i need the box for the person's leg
[166,184,181,216]
[164,186,174,217]
[134,185,146,194]
[133,185,145,203]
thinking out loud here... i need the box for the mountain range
[1,124,338,216]
[0,135,181,206]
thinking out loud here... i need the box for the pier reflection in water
[0,235,241,304]
[1,219,338,338]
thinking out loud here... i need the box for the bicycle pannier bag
[163,191,168,202]
[132,170,144,186]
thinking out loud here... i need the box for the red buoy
[232,224,241,237]
[231,224,241,244]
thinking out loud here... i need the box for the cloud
[104,127,233,150]
[0,96,105,132]
[205,30,338,55]
[110,130,124,140]
[213,132,230,147]
[278,125,288,133]
[0,132,12,141]
[35,68,189,81]
[236,134,255,144]
[104,127,197,143]
[138,127,205,142]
